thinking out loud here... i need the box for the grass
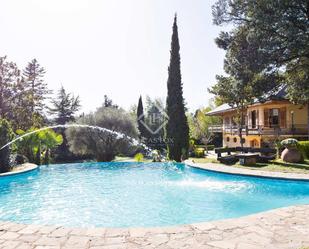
[234,159,309,174]
[189,156,309,174]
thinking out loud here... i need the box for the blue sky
[1,0,226,112]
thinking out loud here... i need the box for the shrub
[280,138,299,148]
[66,106,139,162]
[0,119,14,173]
[298,141,309,159]
[134,153,144,162]
[194,148,205,158]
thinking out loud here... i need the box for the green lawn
[235,159,309,174]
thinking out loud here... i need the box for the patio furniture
[235,153,259,166]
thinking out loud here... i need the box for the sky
[1,0,226,113]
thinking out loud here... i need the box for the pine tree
[165,15,189,162]
[23,59,50,115]
[0,56,20,120]
[49,86,81,125]
[137,96,147,139]
[49,86,80,162]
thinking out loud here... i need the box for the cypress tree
[137,95,147,139]
[165,15,189,162]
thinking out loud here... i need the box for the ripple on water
[0,162,308,228]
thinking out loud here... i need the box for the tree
[49,86,81,125]
[165,15,189,161]
[188,107,221,152]
[0,119,14,173]
[23,59,50,116]
[66,107,139,161]
[137,96,147,139]
[48,86,81,162]
[212,0,309,137]
[15,128,63,164]
[104,95,118,108]
[0,56,20,120]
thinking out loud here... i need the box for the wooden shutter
[264,108,269,127]
[280,107,286,128]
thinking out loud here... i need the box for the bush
[298,141,309,159]
[0,119,14,173]
[281,138,299,148]
[67,106,139,162]
[194,148,205,158]
[134,153,144,162]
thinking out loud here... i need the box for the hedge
[298,141,309,159]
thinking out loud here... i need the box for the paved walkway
[0,205,309,248]
[185,160,309,181]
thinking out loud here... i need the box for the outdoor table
[235,153,259,166]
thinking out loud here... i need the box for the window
[269,108,279,127]
[226,137,230,142]
[233,137,237,143]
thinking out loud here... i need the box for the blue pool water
[0,162,309,228]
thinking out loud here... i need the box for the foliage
[0,56,50,130]
[0,119,14,173]
[281,138,299,148]
[23,59,50,115]
[298,141,309,159]
[212,0,309,135]
[103,95,118,108]
[137,96,148,140]
[49,86,81,125]
[165,15,189,162]
[193,147,205,158]
[66,106,139,162]
[134,153,144,162]
[188,107,220,150]
[48,86,81,162]
[15,128,63,164]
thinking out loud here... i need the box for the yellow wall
[220,102,308,148]
[223,134,261,148]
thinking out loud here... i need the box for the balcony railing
[208,124,309,136]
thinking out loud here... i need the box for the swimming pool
[0,162,308,228]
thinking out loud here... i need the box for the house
[206,86,309,148]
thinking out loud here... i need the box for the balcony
[209,124,309,136]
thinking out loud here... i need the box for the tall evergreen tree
[49,86,81,162]
[137,95,147,139]
[165,15,189,162]
[0,56,20,120]
[23,59,50,115]
[49,86,81,125]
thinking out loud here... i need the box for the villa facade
[207,86,309,148]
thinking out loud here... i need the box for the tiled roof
[206,85,288,116]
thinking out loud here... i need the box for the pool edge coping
[185,159,309,181]
[0,204,308,248]
[0,163,38,177]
